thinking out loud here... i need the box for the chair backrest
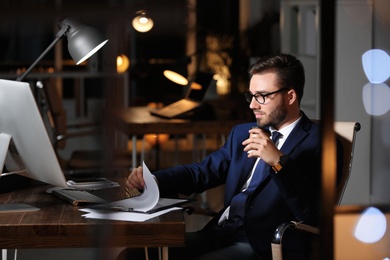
[270,121,361,260]
[41,79,68,150]
[334,121,361,205]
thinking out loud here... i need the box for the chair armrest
[291,221,320,234]
[272,221,320,245]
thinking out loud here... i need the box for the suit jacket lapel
[227,113,312,200]
[226,156,257,200]
[259,113,312,185]
[238,156,257,190]
[280,112,311,154]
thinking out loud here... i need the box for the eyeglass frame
[244,88,290,104]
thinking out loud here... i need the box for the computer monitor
[0,79,68,189]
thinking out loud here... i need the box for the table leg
[155,140,160,169]
[132,135,137,168]
[144,247,149,260]
[162,247,169,260]
[141,136,146,164]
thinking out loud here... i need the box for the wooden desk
[0,183,185,259]
[109,106,245,166]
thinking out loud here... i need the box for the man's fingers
[126,166,144,189]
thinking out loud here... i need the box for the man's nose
[249,98,260,109]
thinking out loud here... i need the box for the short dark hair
[248,54,305,104]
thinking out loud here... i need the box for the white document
[82,161,189,218]
[80,207,182,222]
[97,161,160,212]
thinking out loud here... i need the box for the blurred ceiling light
[132,10,154,33]
[116,54,130,73]
[353,206,387,243]
[362,49,390,84]
[362,82,390,116]
[163,70,189,86]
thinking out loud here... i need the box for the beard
[256,102,288,128]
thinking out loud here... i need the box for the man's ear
[287,89,297,105]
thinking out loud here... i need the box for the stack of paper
[80,161,188,222]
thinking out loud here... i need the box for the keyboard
[49,187,141,206]
[51,189,107,205]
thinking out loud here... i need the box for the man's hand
[242,127,282,166]
[126,166,145,190]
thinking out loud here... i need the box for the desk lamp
[0,18,107,213]
[163,51,201,86]
[16,18,108,82]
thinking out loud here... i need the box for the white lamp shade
[163,70,188,85]
[61,18,108,65]
[16,18,108,82]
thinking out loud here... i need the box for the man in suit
[122,54,341,259]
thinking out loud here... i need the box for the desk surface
[110,106,245,135]
[0,182,185,249]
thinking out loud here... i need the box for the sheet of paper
[79,161,189,220]
[97,161,159,212]
[80,207,182,222]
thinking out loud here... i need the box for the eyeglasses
[244,88,290,104]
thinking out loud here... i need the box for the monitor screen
[0,79,67,188]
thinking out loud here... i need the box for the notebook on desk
[150,72,214,119]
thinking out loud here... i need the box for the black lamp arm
[16,25,70,82]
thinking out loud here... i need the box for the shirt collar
[269,116,302,140]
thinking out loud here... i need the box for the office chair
[38,79,132,171]
[271,121,361,260]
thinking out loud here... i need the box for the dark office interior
[1,0,390,259]
[0,0,281,119]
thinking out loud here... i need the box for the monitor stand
[0,133,40,213]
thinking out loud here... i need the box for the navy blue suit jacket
[154,112,335,257]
